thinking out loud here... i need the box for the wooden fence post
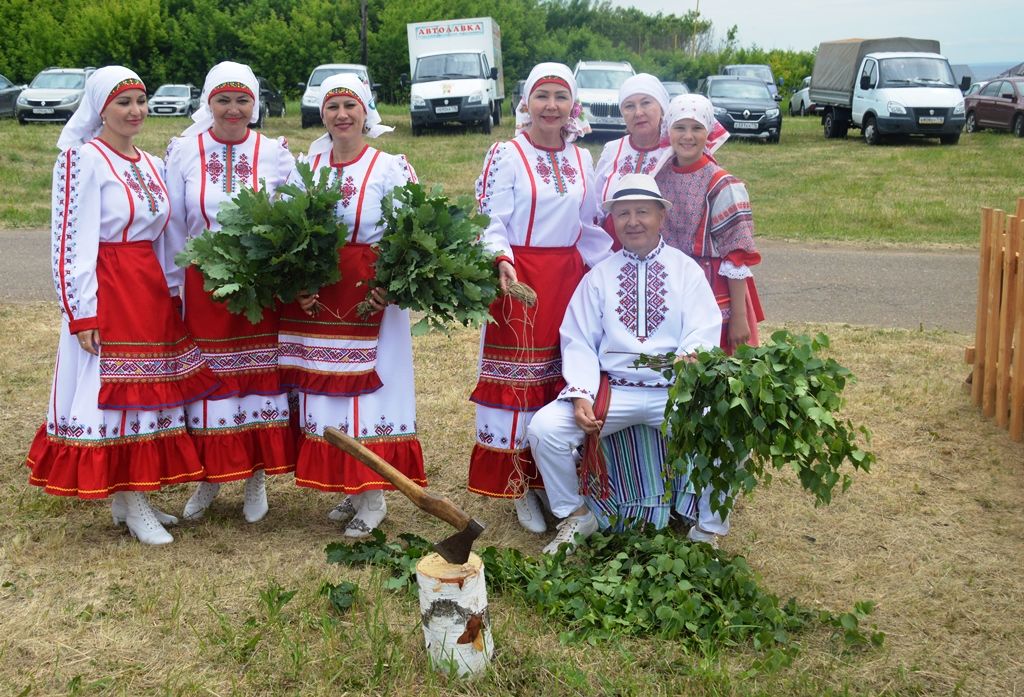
[1010,213,1024,442]
[996,215,1019,427]
[973,208,993,407]
[982,209,1006,417]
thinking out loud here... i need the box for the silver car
[149,84,200,117]
[16,68,92,124]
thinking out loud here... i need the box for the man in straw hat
[527,173,723,554]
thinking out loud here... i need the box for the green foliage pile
[175,162,346,323]
[367,182,498,335]
[644,331,874,518]
[326,529,884,663]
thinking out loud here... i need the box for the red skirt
[694,256,765,354]
[294,432,425,494]
[469,245,586,410]
[184,265,281,398]
[96,241,220,409]
[278,243,384,395]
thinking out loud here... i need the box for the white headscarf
[56,66,145,151]
[618,73,670,136]
[307,73,393,160]
[181,61,260,137]
[515,62,590,143]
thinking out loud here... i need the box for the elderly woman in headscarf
[164,61,297,524]
[277,73,426,538]
[653,93,764,356]
[25,66,221,545]
[594,74,672,249]
[467,62,612,534]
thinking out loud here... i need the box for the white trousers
[526,387,729,535]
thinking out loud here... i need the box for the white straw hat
[601,173,672,212]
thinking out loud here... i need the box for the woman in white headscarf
[467,62,612,533]
[26,66,220,545]
[163,61,297,524]
[278,73,426,538]
[654,93,763,355]
[593,74,672,250]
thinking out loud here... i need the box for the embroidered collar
[522,131,566,152]
[621,237,665,262]
[627,134,663,153]
[671,154,711,173]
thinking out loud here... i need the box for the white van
[299,63,378,129]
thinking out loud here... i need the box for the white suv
[573,60,635,134]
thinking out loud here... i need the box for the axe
[324,427,484,564]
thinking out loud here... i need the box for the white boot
[183,482,221,520]
[542,510,598,555]
[111,492,179,527]
[687,526,720,549]
[344,490,387,538]
[327,495,357,523]
[514,489,547,533]
[242,470,268,523]
[122,491,174,545]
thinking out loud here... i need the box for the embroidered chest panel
[122,161,166,215]
[205,144,254,195]
[328,167,360,209]
[615,259,669,342]
[533,152,578,196]
[617,152,658,177]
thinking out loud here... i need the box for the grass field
[1,103,1023,245]
[1,301,1023,695]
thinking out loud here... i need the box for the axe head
[432,518,485,565]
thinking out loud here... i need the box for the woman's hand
[727,314,750,350]
[572,398,603,435]
[364,287,388,313]
[76,329,101,356]
[497,260,517,295]
[297,290,319,316]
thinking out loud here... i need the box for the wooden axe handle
[323,427,471,530]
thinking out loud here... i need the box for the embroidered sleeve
[474,141,515,263]
[574,147,613,269]
[394,153,418,185]
[51,148,101,332]
[159,137,188,293]
[557,270,604,401]
[676,255,723,356]
[707,175,758,261]
[718,259,753,279]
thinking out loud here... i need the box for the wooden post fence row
[965,197,1024,441]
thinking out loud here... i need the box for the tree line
[0,0,814,102]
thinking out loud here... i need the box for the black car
[253,76,286,128]
[701,75,782,143]
[0,74,24,117]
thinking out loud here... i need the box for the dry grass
[2,303,1023,695]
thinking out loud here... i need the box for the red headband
[102,78,146,111]
[531,76,571,94]
[322,87,365,112]
[208,81,254,101]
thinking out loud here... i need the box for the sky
[608,0,1022,66]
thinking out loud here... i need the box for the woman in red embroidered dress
[468,62,612,533]
[25,66,221,545]
[164,61,297,524]
[278,73,426,537]
[653,94,764,354]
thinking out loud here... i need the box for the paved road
[0,229,979,333]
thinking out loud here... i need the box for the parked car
[963,81,987,98]
[148,83,199,117]
[964,77,1024,136]
[701,75,782,143]
[573,60,635,134]
[789,76,816,116]
[299,63,378,128]
[0,74,25,117]
[252,76,286,128]
[722,64,782,100]
[662,81,690,99]
[16,67,93,124]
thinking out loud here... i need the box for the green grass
[2,103,1022,245]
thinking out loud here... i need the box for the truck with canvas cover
[810,37,967,145]
[406,17,504,135]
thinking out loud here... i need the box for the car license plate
[33,108,54,114]
[733,120,759,130]
[155,107,175,113]
[918,116,944,125]
[435,105,458,114]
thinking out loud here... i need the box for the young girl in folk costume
[164,61,297,523]
[279,73,426,537]
[25,67,221,545]
[594,74,672,250]
[654,94,764,356]
[469,62,612,533]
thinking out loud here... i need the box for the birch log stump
[416,551,493,677]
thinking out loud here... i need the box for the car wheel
[863,116,882,145]
[1014,114,1024,138]
[965,112,979,133]
[492,102,501,127]
[823,111,846,138]
[411,123,423,136]
[799,103,806,117]
[17,115,27,125]
[768,131,781,144]
[481,112,493,134]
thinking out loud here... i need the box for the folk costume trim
[209,81,255,100]
[615,240,669,342]
[508,140,539,245]
[102,78,146,110]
